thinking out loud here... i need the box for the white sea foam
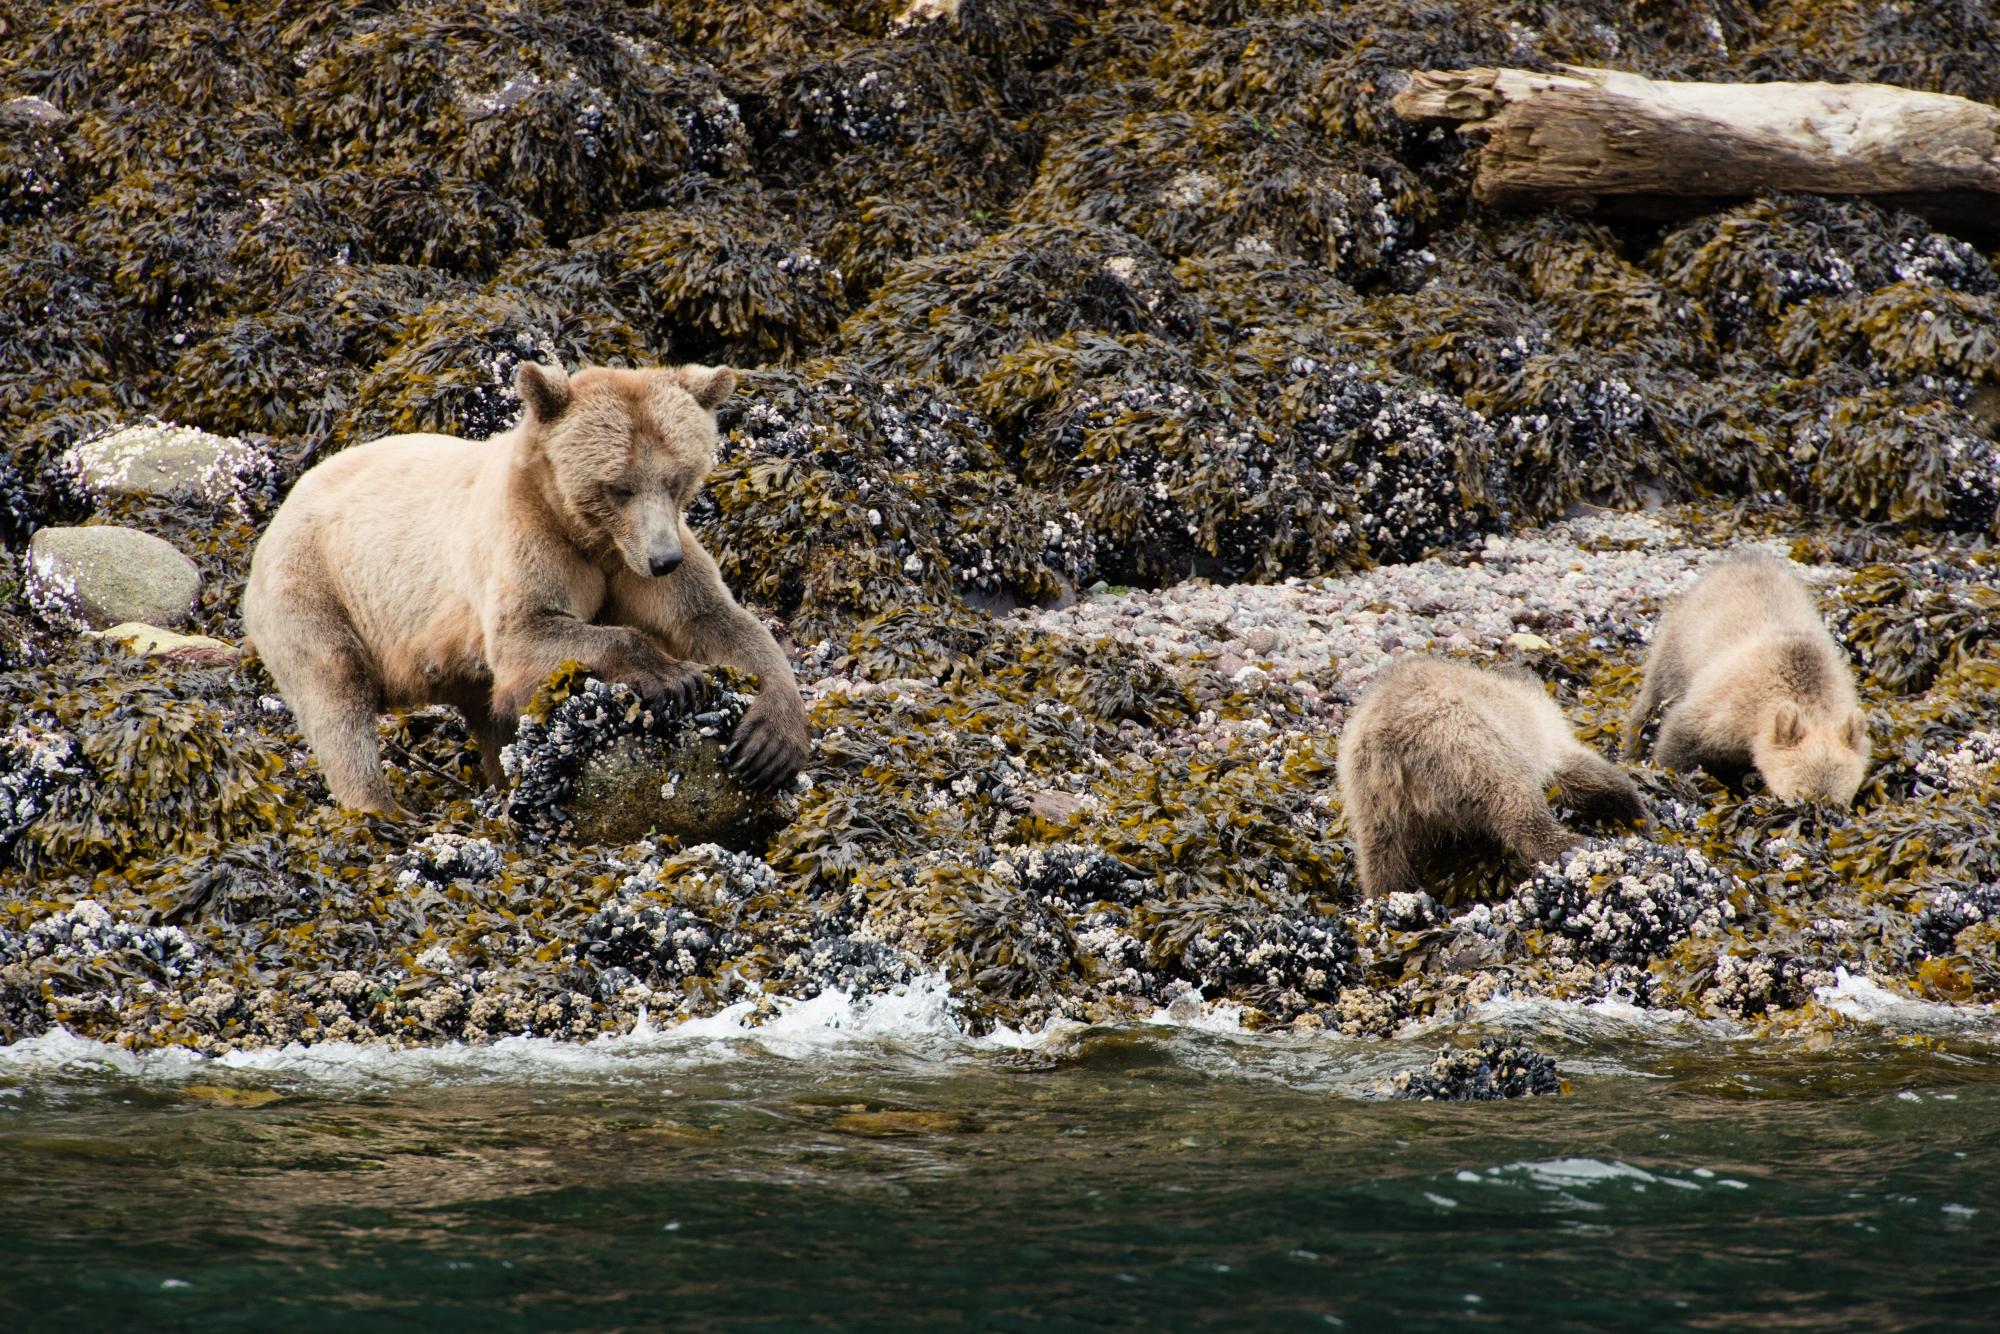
[1506,1157,1660,1187]
[0,972,1071,1091]
[1814,967,2000,1029]
[1404,993,1743,1046]
[1142,988,1249,1034]
[5,968,1997,1093]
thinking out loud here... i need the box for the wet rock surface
[1386,1039,1564,1102]
[1,1,1999,1053]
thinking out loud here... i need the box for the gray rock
[568,730,780,850]
[59,422,274,508]
[1241,625,1283,655]
[0,97,64,127]
[26,527,202,631]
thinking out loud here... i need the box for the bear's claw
[726,705,809,790]
[633,663,705,713]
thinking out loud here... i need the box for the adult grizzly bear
[1622,553,1868,803]
[1338,657,1646,898]
[243,362,809,816]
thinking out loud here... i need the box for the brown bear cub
[1338,657,1647,898]
[1621,552,1868,803]
[243,362,810,816]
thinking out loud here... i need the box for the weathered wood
[1393,65,2000,232]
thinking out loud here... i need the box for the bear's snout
[649,551,683,577]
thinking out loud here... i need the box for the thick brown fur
[243,363,809,816]
[1336,657,1646,899]
[1621,552,1867,803]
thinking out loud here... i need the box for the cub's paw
[628,660,706,713]
[726,696,811,791]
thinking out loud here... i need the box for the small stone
[60,421,275,508]
[1026,790,1085,825]
[85,622,234,664]
[1242,625,1282,655]
[1505,631,1553,652]
[891,0,961,26]
[0,96,65,127]
[26,526,201,631]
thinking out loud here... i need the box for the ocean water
[3,983,1997,1331]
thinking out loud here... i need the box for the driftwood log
[1393,65,2000,235]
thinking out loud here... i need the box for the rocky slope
[1,0,1997,1050]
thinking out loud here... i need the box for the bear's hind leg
[467,705,515,789]
[293,663,403,816]
[257,593,405,817]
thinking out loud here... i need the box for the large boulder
[25,527,202,631]
[566,730,773,848]
[58,422,275,508]
[505,670,790,850]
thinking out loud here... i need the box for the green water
[3,1015,1998,1330]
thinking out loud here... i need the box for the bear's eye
[606,484,635,504]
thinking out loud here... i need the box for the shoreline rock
[25,527,202,631]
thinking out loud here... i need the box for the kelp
[2,0,2000,1047]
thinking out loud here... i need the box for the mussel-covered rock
[1494,838,1739,966]
[504,665,792,850]
[1386,1039,1564,1101]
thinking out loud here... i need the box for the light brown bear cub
[1622,552,1867,803]
[1338,657,1646,898]
[244,362,809,816]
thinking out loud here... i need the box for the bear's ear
[1770,702,1804,748]
[679,364,738,412]
[1840,708,1866,750]
[515,362,571,425]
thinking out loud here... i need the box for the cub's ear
[515,362,571,424]
[1840,708,1867,750]
[678,364,738,412]
[1770,702,1804,748]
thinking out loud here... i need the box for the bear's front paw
[629,660,706,712]
[726,697,810,791]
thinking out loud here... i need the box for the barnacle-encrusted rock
[58,421,276,509]
[1006,843,1150,912]
[1495,838,1739,966]
[1707,951,1830,1019]
[0,719,85,865]
[1146,893,1357,1017]
[397,833,507,889]
[1909,882,2000,961]
[1915,731,2000,795]
[1386,1039,1564,1101]
[574,896,725,1000]
[1181,908,1357,1015]
[505,666,787,850]
[25,525,201,630]
[0,897,203,980]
